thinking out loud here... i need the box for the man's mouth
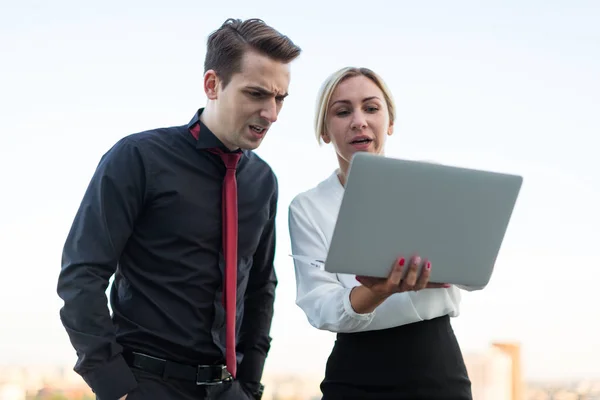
[250,125,266,134]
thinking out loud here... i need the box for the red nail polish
[426,261,431,270]
[443,284,451,288]
[399,257,405,266]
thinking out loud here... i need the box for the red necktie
[188,123,241,378]
[214,150,241,378]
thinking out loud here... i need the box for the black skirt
[321,315,472,400]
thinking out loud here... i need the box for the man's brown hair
[204,18,302,88]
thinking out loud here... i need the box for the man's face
[209,50,291,150]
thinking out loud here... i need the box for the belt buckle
[196,365,232,386]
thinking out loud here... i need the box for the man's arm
[236,181,278,396]
[57,137,148,400]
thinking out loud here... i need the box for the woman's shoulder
[289,171,341,211]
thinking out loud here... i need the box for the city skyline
[2,341,600,400]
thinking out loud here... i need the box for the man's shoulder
[101,125,186,166]
[245,150,277,186]
[117,125,186,149]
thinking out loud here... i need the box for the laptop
[322,152,523,288]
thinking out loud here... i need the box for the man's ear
[203,70,219,100]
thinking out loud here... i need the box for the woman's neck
[336,167,348,187]
[335,154,350,187]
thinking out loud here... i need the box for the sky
[1,0,599,382]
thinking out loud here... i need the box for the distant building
[492,342,524,400]
[463,341,525,400]
[464,346,513,400]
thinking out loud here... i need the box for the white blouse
[288,170,483,334]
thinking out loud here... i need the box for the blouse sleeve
[288,198,377,333]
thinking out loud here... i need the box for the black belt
[123,351,232,385]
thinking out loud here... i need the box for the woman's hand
[357,254,449,294]
[349,255,450,314]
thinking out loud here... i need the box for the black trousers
[100,367,252,400]
[321,315,473,400]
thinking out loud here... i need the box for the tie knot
[208,148,241,169]
[220,152,241,170]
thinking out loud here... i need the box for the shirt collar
[329,170,345,200]
[186,108,246,156]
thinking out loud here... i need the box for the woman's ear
[387,122,394,136]
[322,130,331,144]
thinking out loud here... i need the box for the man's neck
[199,108,238,151]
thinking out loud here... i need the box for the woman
[288,67,476,399]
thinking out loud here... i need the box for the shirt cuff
[81,355,137,400]
[342,287,376,320]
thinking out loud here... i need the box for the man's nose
[260,99,279,123]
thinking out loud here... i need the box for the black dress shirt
[57,109,278,400]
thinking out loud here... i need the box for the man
[57,18,301,400]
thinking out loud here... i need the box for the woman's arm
[348,285,389,314]
[289,196,459,333]
[289,199,377,333]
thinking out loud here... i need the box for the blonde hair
[314,67,396,144]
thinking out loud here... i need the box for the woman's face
[323,75,393,171]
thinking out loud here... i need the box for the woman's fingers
[426,282,451,289]
[387,256,405,286]
[398,255,420,292]
[413,259,431,291]
[357,255,450,295]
